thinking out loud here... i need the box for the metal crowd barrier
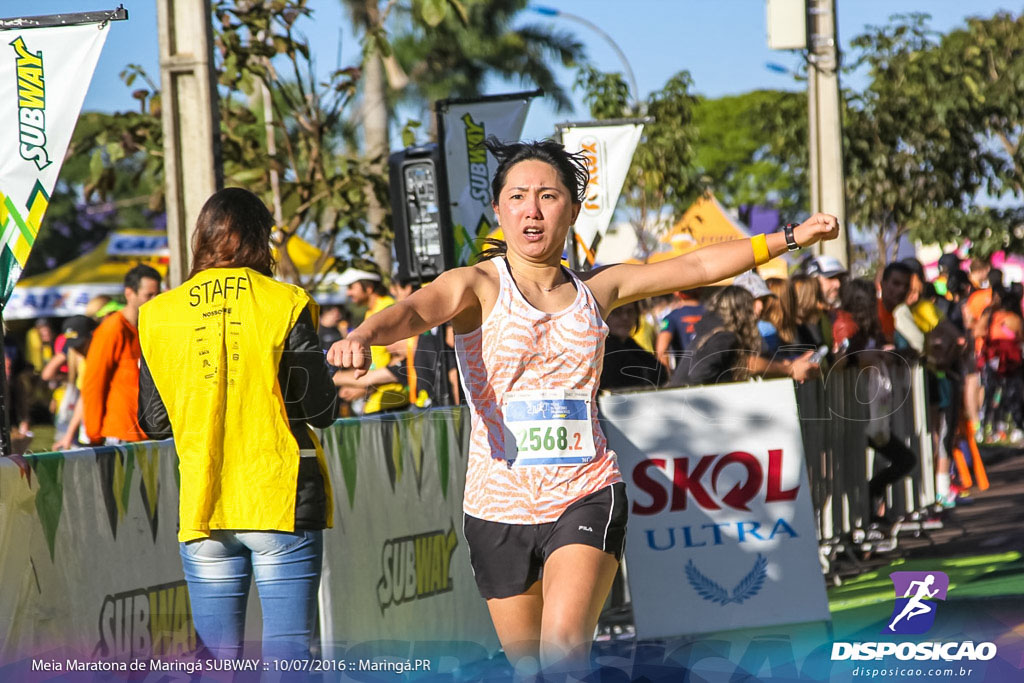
[796,359,938,576]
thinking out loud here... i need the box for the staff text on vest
[189,276,249,306]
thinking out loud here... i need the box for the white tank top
[454,258,622,524]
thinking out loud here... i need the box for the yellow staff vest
[363,295,409,414]
[138,267,333,542]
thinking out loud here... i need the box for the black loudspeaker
[389,144,454,282]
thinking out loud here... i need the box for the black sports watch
[783,223,800,252]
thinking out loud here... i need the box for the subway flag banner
[438,94,534,266]
[559,123,643,250]
[0,22,110,304]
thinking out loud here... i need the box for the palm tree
[340,0,586,273]
[389,0,585,113]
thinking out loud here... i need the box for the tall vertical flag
[559,122,644,251]
[437,92,537,266]
[0,21,111,304]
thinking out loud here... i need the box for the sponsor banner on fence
[439,95,533,266]
[601,380,830,639]
[0,22,110,303]
[1,408,497,666]
[0,441,251,662]
[318,408,498,654]
[559,123,643,249]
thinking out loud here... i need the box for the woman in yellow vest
[137,188,337,661]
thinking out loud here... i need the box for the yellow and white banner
[560,122,643,250]
[0,22,110,304]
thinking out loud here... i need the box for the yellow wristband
[751,233,770,266]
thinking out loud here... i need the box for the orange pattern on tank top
[455,259,622,524]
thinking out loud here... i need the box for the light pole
[529,5,640,108]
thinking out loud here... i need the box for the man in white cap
[806,255,847,311]
[335,267,409,413]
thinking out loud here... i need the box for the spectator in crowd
[338,268,408,414]
[82,264,162,445]
[632,296,665,353]
[24,317,57,374]
[967,258,991,292]
[52,316,97,451]
[805,255,847,313]
[733,271,779,355]
[832,277,917,525]
[680,286,817,386]
[790,275,830,352]
[963,262,997,436]
[832,278,885,352]
[876,262,914,345]
[893,260,936,354]
[981,284,1024,441]
[318,305,345,350]
[85,295,112,319]
[764,277,797,357]
[332,277,457,407]
[655,289,704,370]
[601,301,667,391]
[4,346,31,450]
[936,269,971,324]
[933,252,961,299]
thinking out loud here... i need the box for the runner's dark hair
[475,138,589,262]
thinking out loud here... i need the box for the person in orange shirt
[963,262,997,433]
[877,262,912,344]
[81,264,162,444]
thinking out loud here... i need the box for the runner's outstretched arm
[588,213,840,311]
[327,267,478,373]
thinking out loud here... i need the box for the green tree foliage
[576,65,698,259]
[844,13,1001,266]
[691,90,808,223]
[390,0,586,114]
[68,1,384,289]
[215,0,385,287]
[942,12,1024,197]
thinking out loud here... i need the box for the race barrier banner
[317,408,498,653]
[0,409,497,665]
[0,20,110,303]
[0,441,212,663]
[437,93,535,266]
[601,380,831,639]
[559,122,644,250]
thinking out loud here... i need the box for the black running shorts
[462,482,628,599]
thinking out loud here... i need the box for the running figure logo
[883,571,949,635]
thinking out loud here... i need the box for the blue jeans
[179,529,323,660]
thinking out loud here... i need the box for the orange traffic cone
[961,418,990,491]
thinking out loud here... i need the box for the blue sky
[23,1,1022,141]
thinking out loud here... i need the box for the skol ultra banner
[600,380,830,639]
[560,123,643,250]
[438,94,534,266]
[0,22,110,304]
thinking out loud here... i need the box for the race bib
[502,389,596,467]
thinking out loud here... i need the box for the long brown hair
[790,275,826,325]
[764,277,796,343]
[188,188,276,279]
[704,286,761,380]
